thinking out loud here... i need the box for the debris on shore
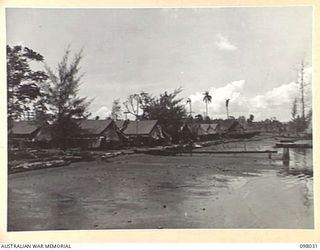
[8,148,133,174]
[7,135,288,174]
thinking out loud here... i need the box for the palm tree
[225,99,230,119]
[186,98,192,117]
[202,91,212,118]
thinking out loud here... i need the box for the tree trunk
[205,101,208,117]
[226,106,229,119]
[300,61,306,120]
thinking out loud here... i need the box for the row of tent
[8,118,251,149]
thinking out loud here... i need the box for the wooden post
[283,147,290,164]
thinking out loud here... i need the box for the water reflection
[279,148,313,209]
[280,148,313,177]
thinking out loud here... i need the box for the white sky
[6,7,313,121]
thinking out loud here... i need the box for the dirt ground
[8,137,314,230]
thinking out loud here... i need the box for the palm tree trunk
[205,101,208,117]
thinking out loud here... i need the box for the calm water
[188,144,314,228]
[280,148,313,215]
[288,148,313,171]
[222,147,314,228]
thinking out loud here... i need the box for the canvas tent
[219,120,244,134]
[218,119,260,138]
[185,123,220,141]
[33,124,54,147]
[70,119,125,149]
[114,120,128,132]
[35,126,53,142]
[179,123,194,142]
[186,123,200,140]
[9,121,40,139]
[9,121,40,148]
[123,120,168,145]
[200,123,220,140]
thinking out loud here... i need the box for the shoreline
[7,139,313,230]
[8,134,281,174]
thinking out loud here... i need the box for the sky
[6,7,313,121]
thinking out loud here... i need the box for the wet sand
[8,138,314,230]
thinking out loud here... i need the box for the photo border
[0,0,319,243]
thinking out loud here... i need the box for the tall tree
[186,98,192,117]
[202,91,212,118]
[7,45,48,125]
[125,88,187,141]
[123,94,142,120]
[298,61,306,120]
[44,48,91,149]
[111,98,122,120]
[247,114,254,124]
[291,98,298,121]
[225,99,230,119]
[143,89,187,141]
[306,108,312,125]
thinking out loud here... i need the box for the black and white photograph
[6,7,314,231]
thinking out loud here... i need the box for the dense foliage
[7,45,48,125]
[111,99,122,120]
[44,49,91,148]
[124,89,187,141]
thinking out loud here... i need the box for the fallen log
[275,143,312,148]
[10,159,70,174]
[190,150,278,154]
